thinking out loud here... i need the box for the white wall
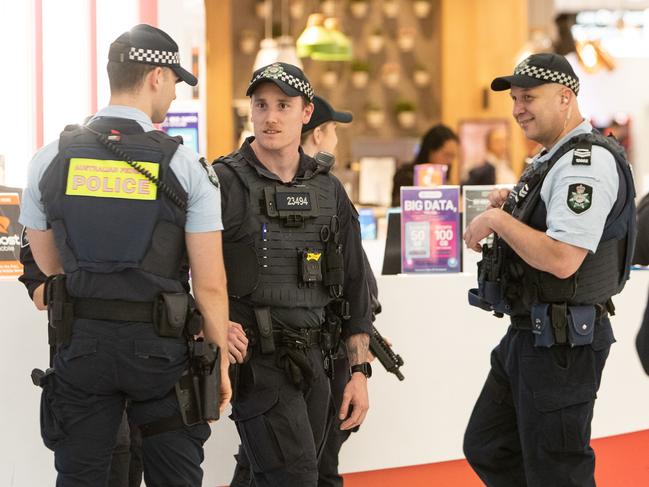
[569,53,649,196]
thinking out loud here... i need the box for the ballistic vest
[40,117,188,302]
[498,131,636,315]
[218,151,340,308]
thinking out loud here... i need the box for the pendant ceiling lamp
[296,13,352,61]
[310,17,352,61]
[253,0,302,70]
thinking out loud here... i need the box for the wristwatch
[350,362,372,379]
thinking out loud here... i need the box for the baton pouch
[567,305,596,347]
[531,303,554,348]
[153,293,188,338]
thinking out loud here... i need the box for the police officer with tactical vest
[213,63,372,486]
[19,24,231,486]
[463,53,636,486]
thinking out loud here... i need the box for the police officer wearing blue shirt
[20,24,231,486]
[214,63,372,487]
[463,53,636,486]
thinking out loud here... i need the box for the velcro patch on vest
[567,183,593,214]
[275,191,312,211]
[572,146,592,165]
[65,158,158,200]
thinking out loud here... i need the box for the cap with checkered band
[246,62,314,102]
[491,53,579,95]
[108,24,197,86]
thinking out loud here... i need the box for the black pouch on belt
[567,305,596,347]
[531,303,555,348]
[254,307,275,354]
[153,293,188,338]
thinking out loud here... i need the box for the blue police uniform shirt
[20,105,223,233]
[534,120,619,253]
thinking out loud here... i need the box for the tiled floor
[342,430,649,486]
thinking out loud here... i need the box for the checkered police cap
[109,24,197,86]
[491,53,580,95]
[246,62,314,102]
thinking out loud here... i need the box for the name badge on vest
[572,141,592,166]
[65,158,159,200]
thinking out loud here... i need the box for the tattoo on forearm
[346,333,370,365]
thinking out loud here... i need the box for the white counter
[2,270,649,486]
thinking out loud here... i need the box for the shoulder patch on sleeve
[567,183,593,214]
[21,226,29,248]
[199,157,220,188]
[572,140,592,166]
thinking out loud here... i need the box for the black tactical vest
[218,151,340,308]
[497,131,636,315]
[40,117,188,301]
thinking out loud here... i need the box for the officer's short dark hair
[107,60,158,93]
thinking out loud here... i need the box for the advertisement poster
[413,163,448,186]
[161,112,199,153]
[358,208,377,240]
[0,191,23,278]
[400,186,460,273]
[462,184,514,273]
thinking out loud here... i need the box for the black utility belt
[71,293,202,338]
[511,302,609,348]
[248,325,323,349]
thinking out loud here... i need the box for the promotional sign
[0,191,23,278]
[161,112,200,153]
[400,186,460,273]
[462,184,515,273]
[359,208,377,240]
[413,163,448,186]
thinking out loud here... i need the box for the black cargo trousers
[230,343,333,487]
[463,317,614,487]
[40,318,211,487]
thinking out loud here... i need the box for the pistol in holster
[44,275,74,357]
[175,337,221,425]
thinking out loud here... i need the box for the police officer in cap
[214,63,372,486]
[463,52,636,486]
[302,96,380,487]
[20,24,231,486]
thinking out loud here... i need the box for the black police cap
[491,52,579,95]
[108,24,197,86]
[246,62,314,102]
[302,96,353,133]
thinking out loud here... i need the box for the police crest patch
[200,157,220,188]
[567,183,592,214]
[20,226,29,248]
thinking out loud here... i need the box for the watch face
[352,362,372,378]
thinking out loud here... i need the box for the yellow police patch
[66,158,159,200]
[306,252,322,262]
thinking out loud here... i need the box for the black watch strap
[350,362,372,379]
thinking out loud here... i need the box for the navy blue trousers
[40,319,210,487]
[463,320,613,487]
[317,355,352,487]
[230,346,332,487]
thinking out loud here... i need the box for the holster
[44,275,74,354]
[141,337,220,437]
